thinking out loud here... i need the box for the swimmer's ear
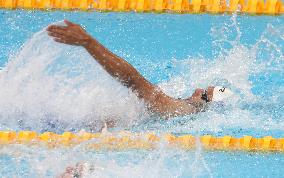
[64,20,76,26]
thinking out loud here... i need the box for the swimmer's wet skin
[47,20,235,178]
[47,20,233,118]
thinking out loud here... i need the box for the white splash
[0,23,148,132]
[157,17,284,134]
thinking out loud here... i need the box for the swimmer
[48,20,234,178]
[47,20,234,120]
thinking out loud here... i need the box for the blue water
[0,10,284,177]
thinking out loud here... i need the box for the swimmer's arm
[47,20,198,117]
[47,20,153,98]
[84,37,155,99]
[81,30,198,117]
[150,91,199,118]
[83,38,198,117]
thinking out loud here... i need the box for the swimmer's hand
[47,20,92,47]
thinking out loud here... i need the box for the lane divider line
[0,0,283,15]
[0,131,283,152]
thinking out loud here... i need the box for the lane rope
[0,0,283,15]
[0,131,283,152]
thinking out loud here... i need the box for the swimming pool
[0,10,284,177]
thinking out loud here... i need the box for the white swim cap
[212,86,234,102]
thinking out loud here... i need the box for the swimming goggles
[201,90,210,103]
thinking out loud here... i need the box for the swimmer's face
[187,86,215,103]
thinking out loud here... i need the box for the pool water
[0,10,283,177]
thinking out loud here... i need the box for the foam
[0,22,148,132]
[157,15,284,134]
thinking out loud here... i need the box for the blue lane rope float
[0,131,283,152]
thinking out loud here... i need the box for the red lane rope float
[0,131,283,152]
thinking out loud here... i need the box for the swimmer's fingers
[48,30,77,42]
[47,25,68,32]
[47,28,70,37]
[47,27,85,41]
[53,37,81,46]
[47,31,65,39]
[48,21,91,46]
[48,33,73,44]
[64,20,87,32]
[64,20,77,26]
[53,37,71,44]
[47,26,79,39]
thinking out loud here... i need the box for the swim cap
[212,86,234,102]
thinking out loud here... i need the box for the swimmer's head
[187,86,234,103]
[211,86,234,102]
